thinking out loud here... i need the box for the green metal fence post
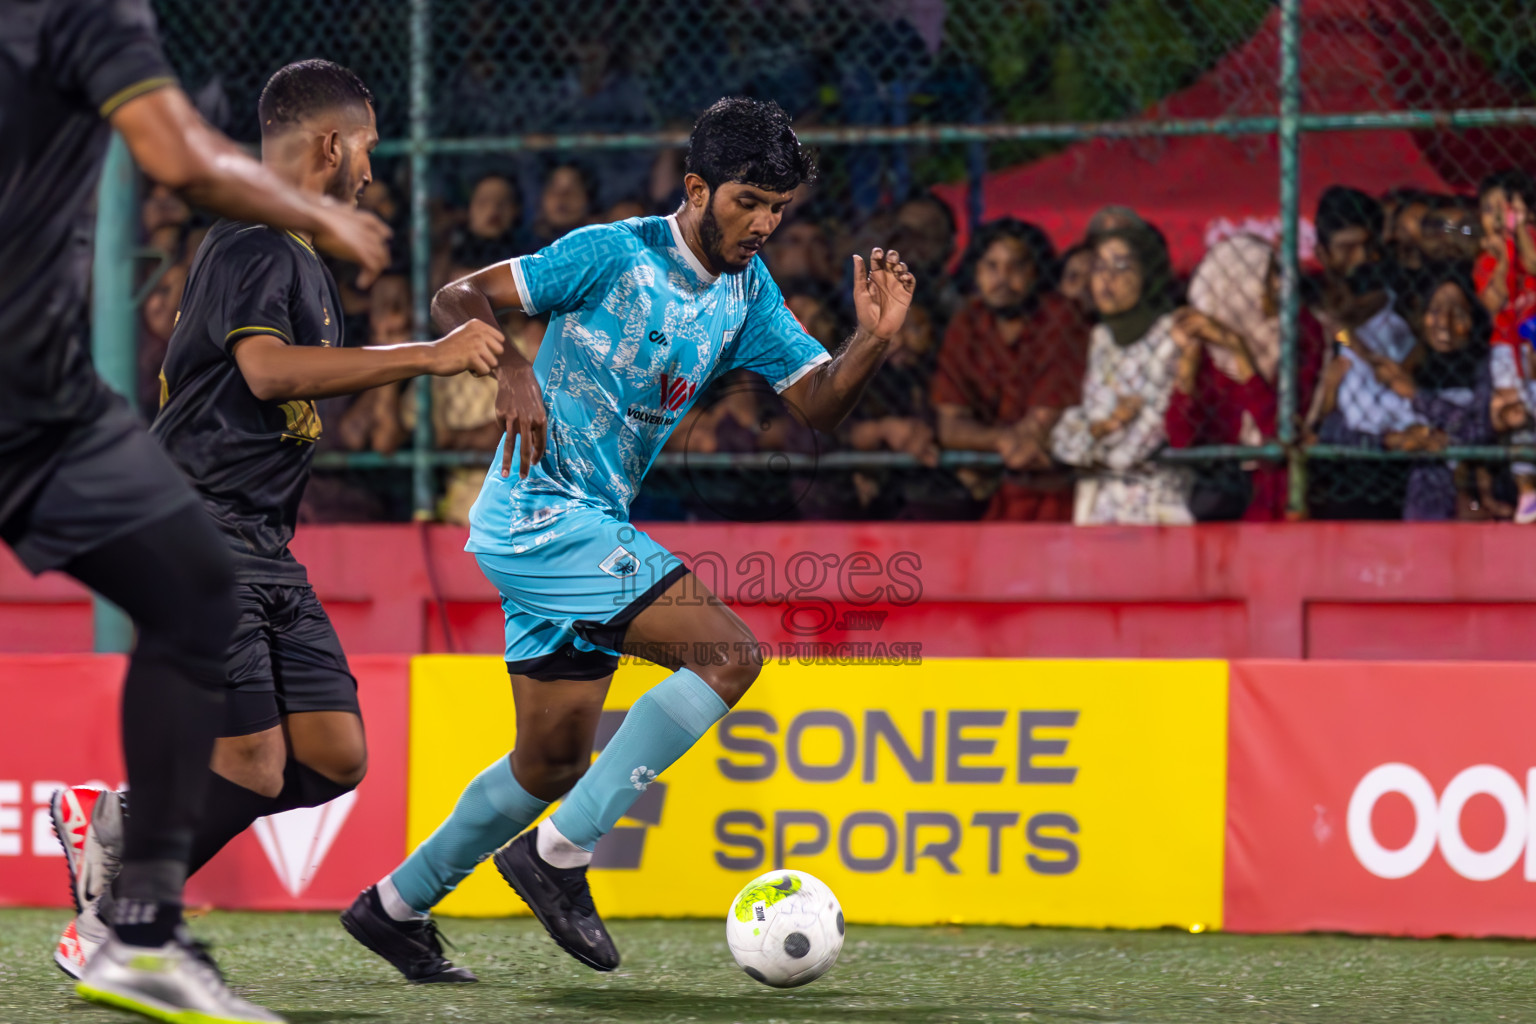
[409,0,434,519]
[1277,0,1305,518]
[90,133,137,654]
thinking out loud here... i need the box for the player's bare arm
[230,321,504,402]
[110,86,391,285]
[433,264,548,479]
[780,246,916,431]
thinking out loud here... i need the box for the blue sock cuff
[483,755,549,822]
[651,667,729,735]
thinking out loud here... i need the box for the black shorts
[224,582,359,737]
[0,395,200,573]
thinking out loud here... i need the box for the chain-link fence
[131,0,1536,523]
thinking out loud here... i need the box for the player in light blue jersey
[344,98,915,981]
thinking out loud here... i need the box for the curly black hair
[1315,185,1382,249]
[958,217,1060,295]
[259,59,373,137]
[686,97,817,193]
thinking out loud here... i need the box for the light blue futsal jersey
[465,214,829,674]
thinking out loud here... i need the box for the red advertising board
[0,654,409,911]
[1226,660,1536,938]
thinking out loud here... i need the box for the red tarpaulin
[934,0,1535,271]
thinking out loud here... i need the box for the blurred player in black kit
[1,0,393,1021]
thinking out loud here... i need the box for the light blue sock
[388,755,547,913]
[550,667,728,851]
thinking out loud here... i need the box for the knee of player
[216,737,287,798]
[541,758,589,795]
[512,747,589,799]
[301,745,369,791]
[331,761,368,790]
[693,643,762,707]
[318,754,368,790]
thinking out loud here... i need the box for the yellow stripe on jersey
[286,232,318,258]
[225,325,292,344]
[98,76,176,118]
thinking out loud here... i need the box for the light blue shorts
[471,510,685,680]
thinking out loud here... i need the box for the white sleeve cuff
[772,351,831,393]
[507,258,537,316]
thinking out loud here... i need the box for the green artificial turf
[2,908,1534,1023]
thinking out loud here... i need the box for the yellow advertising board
[408,657,1228,928]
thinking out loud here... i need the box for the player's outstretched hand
[312,200,393,289]
[496,360,547,479]
[852,247,917,341]
[428,321,505,378]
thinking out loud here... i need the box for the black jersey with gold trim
[152,219,344,583]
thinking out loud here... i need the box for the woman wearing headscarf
[1364,270,1498,520]
[1165,234,1325,520]
[1049,224,1192,524]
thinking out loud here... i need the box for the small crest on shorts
[599,545,640,579]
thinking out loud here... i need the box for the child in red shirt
[1475,170,1536,521]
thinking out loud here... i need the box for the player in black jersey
[2,0,391,1020]
[51,59,504,991]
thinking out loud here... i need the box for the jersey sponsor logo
[648,330,669,347]
[624,372,699,426]
[599,545,641,579]
[279,399,323,443]
[625,407,675,426]
[252,790,357,897]
[658,373,698,412]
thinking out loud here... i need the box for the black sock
[62,503,238,927]
[186,759,359,876]
[186,771,281,876]
[275,759,356,813]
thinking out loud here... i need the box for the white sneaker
[76,935,286,1024]
[55,897,109,979]
[50,786,125,911]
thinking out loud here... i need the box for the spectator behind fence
[1050,224,1191,525]
[1058,243,1096,321]
[890,191,962,323]
[648,147,686,214]
[527,161,596,248]
[782,280,841,352]
[1305,186,1421,519]
[602,197,649,223]
[1373,271,1500,521]
[1167,235,1324,521]
[1384,188,1435,277]
[1421,193,1481,266]
[142,181,191,258]
[764,215,840,292]
[1085,204,1146,238]
[359,177,408,270]
[841,302,978,519]
[1474,170,1536,521]
[444,173,530,280]
[932,218,1089,521]
[138,262,190,418]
